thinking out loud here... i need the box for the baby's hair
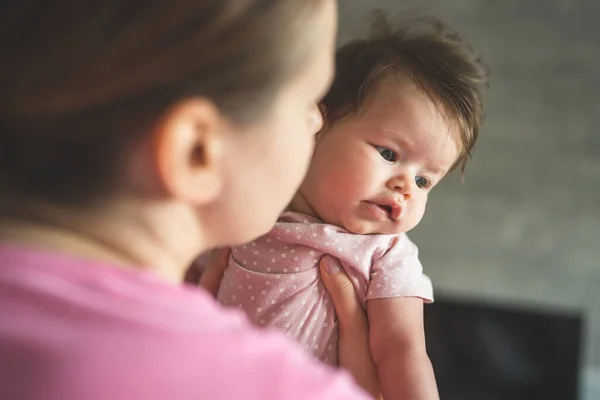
[0,0,325,203]
[322,11,488,175]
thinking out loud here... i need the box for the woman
[0,1,379,399]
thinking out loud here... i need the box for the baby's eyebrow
[382,128,413,147]
[427,163,446,176]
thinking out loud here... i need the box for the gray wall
[339,0,599,397]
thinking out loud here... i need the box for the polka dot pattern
[215,211,433,365]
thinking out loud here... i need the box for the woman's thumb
[319,255,361,326]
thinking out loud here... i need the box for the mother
[0,1,378,399]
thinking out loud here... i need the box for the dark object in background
[425,297,582,400]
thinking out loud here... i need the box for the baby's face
[296,77,459,235]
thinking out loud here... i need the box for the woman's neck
[0,197,206,285]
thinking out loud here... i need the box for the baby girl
[211,16,486,400]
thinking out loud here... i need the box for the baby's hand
[187,248,231,297]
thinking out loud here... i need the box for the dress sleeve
[366,235,433,302]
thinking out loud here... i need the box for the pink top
[216,211,433,364]
[0,243,370,400]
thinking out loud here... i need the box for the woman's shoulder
[0,244,369,400]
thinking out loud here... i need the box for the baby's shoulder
[374,233,419,259]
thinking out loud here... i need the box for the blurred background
[338,1,599,399]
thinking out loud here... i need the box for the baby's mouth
[379,204,393,218]
[365,200,403,221]
[374,203,402,221]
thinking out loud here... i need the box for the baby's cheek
[411,196,428,225]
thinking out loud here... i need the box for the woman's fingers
[319,255,364,329]
[319,255,382,399]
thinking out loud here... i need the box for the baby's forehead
[360,75,442,120]
[368,79,455,129]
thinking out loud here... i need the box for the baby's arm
[367,297,439,400]
[185,248,230,289]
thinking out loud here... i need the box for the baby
[211,16,487,400]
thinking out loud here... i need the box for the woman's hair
[0,0,325,203]
[322,12,488,175]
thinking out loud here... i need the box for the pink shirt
[0,244,370,400]
[216,212,433,364]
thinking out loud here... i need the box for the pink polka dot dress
[216,211,433,365]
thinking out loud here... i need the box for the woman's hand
[319,255,382,400]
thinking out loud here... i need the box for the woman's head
[0,1,336,248]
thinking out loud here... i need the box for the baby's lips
[390,203,403,220]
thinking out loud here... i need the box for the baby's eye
[415,176,429,189]
[375,146,397,162]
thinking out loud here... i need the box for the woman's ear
[152,98,225,205]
